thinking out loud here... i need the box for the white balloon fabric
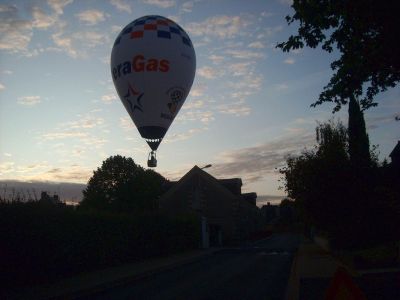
[111,15,196,151]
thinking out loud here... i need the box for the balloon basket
[147,151,157,168]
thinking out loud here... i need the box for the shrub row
[0,202,200,289]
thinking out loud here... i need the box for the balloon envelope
[111,15,196,151]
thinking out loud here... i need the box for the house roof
[242,192,257,205]
[389,141,400,159]
[160,165,239,202]
[218,178,242,195]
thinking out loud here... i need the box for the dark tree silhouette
[277,0,400,112]
[281,119,400,248]
[348,96,371,168]
[80,155,167,212]
[280,120,353,241]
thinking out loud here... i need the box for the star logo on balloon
[124,83,144,113]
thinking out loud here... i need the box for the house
[260,202,279,224]
[389,140,400,169]
[39,191,61,204]
[159,166,263,246]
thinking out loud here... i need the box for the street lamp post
[200,164,212,170]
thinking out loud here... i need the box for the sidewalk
[2,248,219,300]
[285,239,400,300]
[285,240,347,300]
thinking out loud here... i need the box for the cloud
[210,132,315,185]
[177,110,214,124]
[366,112,400,130]
[225,49,264,59]
[63,116,105,129]
[161,132,316,190]
[0,2,79,58]
[284,57,295,64]
[279,0,293,5]
[41,131,107,151]
[76,9,106,25]
[186,15,250,39]
[260,11,273,18]
[31,165,92,183]
[231,90,252,99]
[0,4,17,13]
[256,25,283,39]
[0,161,15,175]
[218,99,251,117]
[42,131,88,140]
[182,99,204,109]
[275,83,289,91]
[3,153,12,157]
[32,116,108,180]
[197,66,223,79]
[207,71,262,119]
[248,41,265,49]
[0,3,66,54]
[142,0,176,8]
[73,31,106,47]
[0,18,33,53]
[181,1,194,12]
[80,136,108,148]
[32,6,57,29]
[17,96,41,106]
[0,83,4,90]
[208,54,224,64]
[110,0,132,13]
[50,26,109,58]
[41,111,107,145]
[229,62,254,76]
[41,111,108,147]
[101,94,117,103]
[47,0,73,15]
[51,31,78,58]
[164,128,206,143]
[71,147,86,158]
[189,86,205,98]
[3,70,13,74]
[120,116,135,130]
[111,25,123,33]
[229,72,263,91]
[220,106,251,116]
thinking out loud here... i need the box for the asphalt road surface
[79,233,302,300]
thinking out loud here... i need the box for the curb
[284,242,301,300]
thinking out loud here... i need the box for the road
[79,233,302,300]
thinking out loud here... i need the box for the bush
[0,202,199,289]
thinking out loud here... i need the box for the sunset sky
[1,0,399,200]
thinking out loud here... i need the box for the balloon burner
[148,151,157,168]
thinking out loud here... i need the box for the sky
[0,0,399,202]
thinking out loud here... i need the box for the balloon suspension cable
[147,150,157,168]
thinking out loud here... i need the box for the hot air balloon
[111,15,196,167]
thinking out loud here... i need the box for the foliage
[280,119,400,249]
[80,155,167,213]
[279,198,296,224]
[0,201,200,289]
[277,0,400,112]
[315,118,348,160]
[280,120,350,232]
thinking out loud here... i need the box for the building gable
[389,141,400,160]
[159,166,238,213]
